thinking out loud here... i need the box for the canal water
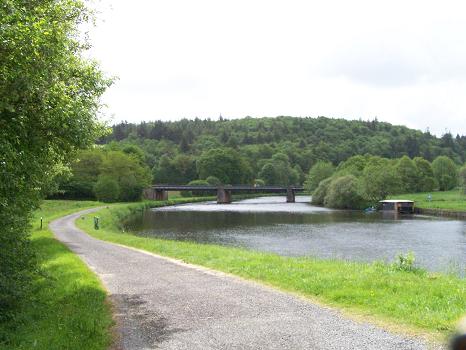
[125,196,466,274]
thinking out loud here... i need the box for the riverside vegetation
[0,201,112,350]
[75,198,466,341]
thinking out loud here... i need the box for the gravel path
[50,208,442,350]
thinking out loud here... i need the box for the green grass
[389,190,466,211]
[76,199,466,340]
[0,200,113,350]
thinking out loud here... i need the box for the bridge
[144,185,305,204]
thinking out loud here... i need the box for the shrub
[324,175,366,209]
[311,177,333,205]
[305,161,335,192]
[94,176,120,202]
[432,156,458,191]
[206,176,222,186]
[391,251,420,273]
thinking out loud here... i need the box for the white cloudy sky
[87,0,466,135]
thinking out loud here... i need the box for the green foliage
[206,176,222,186]
[258,153,299,186]
[305,161,335,192]
[311,177,333,205]
[413,157,436,192]
[0,0,110,319]
[392,251,418,273]
[93,176,120,203]
[0,201,112,349]
[334,155,369,177]
[61,149,105,199]
[395,156,419,193]
[361,161,401,202]
[324,175,366,209]
[460,166,466,194]
[101,117,466,191]
[61,149,151,201]
[152,154,197,185]
[197,148,252,184]
[432,156,458,191]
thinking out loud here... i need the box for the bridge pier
[286,187,295,203]
[155,189,168,201]
[217,187,232,204]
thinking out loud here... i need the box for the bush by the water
[311,177,333,205]
[309,154,463,210]
[324,175,366,209]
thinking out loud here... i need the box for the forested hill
[102,116,466,167]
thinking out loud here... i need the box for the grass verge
[390,190,466,211]
[76,198,466,341]
[0,201,113,350]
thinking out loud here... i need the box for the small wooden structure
[379,200,415,214]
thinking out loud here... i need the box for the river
[125,196,466,274]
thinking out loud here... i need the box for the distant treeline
[309,155,466,210]
[53,116,466,202]
[102,116,466,166]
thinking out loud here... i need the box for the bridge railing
[151,185,304,192]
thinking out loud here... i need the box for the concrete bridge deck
[144,185,305,203]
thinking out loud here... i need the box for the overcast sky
[87,0,466,136]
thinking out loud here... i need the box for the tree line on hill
[53,117,466,205]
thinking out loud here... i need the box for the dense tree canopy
[0,0,110,319]
[432,156,458,191]
[305,161,335,191]
[196,148,252,184]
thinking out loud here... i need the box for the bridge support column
[286,187,295,203]
[217,187,232,204]
[143,188,159,200]
[155,189,168,201]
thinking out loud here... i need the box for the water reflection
[125,196,466,273]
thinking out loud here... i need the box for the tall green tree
[395,156,419,193]
[361,162,401,202]
[413,157,436,192]
[61,148,105,198]
[305,161,335,192]
[99,151,151,201]
[0,0,110,318]
[432,156,458,191]
[197,148,252,184]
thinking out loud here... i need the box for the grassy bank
[0,201,113,350]
[76,199,466,340]
[390,190,466,211]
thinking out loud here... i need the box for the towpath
[50,208,442,350]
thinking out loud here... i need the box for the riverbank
[389,191,466,218]
[0,201,113,350]
[76,198,466,341]
[390,190,466,211]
